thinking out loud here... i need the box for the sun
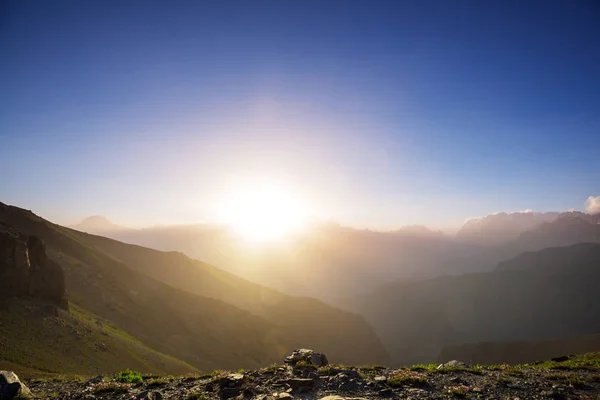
[218,182,307,242]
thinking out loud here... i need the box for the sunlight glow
[218,181,307,242]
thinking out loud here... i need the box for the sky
[1,0,599,231]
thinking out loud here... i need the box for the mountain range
[69,210,600,303]
[0,202,388,376]
[2,200,600,377]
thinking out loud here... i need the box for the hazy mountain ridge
[0,201,389,374]
[343,242,600,366]
[69,210,600,303]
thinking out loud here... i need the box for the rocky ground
[4,351,600,400]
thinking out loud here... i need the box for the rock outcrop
[0,371,31,400]
[285,349,329,367]
[0,223,67,308]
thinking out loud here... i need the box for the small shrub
[444,385,469,397]
[294,361,316,370]
[318,366,334,375]
[503,365,524,376]
[467,365,485,375]
[92,382,131,394]
[210,370,228,379]
[409,364,438,373]
[147,377,168,387]
[361,364,386,371]
[115,369,143,384]
[546,373,586,388]
[264,364,281,373]
[388,371,428,387]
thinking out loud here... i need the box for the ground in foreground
[19,352,600,400]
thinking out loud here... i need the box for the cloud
[585,196,600,214]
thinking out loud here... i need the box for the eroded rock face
[0,223,67,308]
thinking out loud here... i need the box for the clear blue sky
[1,0,599,230]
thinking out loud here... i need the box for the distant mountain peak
[72,215,126,233]
[392,225,445,237]
[457,211,560,246]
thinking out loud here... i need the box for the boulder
[437,360,469,369]
[285,349,328,367]
[135,391,163,400]
[0,371,31,400]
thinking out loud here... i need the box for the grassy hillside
[345,242,600,366]
[0,202,389,369]
[66,229,389,365]
[0,298,197,378]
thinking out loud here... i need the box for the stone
[221,387,241,400]
[507,383,525,390]
[84,375,104,385]
[0,383,21,400]
[277,378,315,391]
[284,349,328,367]
[437,360,469,369]
[136,391,164,400]
[0,371,31,399]
[220,373,245,388]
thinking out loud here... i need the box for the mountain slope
[1,204,285,371]
[0,299,198,377]
[344,242,600,366]
[0,202,389,368]
[65,225,389,366]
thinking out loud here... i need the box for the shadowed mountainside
[343,242,600,366]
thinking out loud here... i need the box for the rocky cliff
[0,223,67,308]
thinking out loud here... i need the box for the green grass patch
[294,361,317,370]
[264,364,282,373]
[503,365,525,376]
[545,373,586,388]
[92,382,131,394]
[146,377,169,387]
[388,371,428,387]
[444,385,469,397]
[409,364,438,373]
[529,353,600,371]
[114,369,143,384]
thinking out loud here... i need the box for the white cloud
[585,196,600,214]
